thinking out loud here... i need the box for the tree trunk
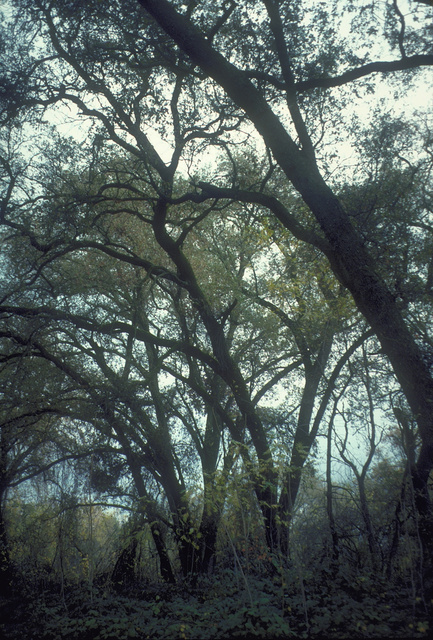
[198,514,218,575]
[279,334,334,555]
[113,427,176,583]
[197,400,224,574]
[326,412,339,563]
[357,473,380,569]
[0,496,12,596]
[111,538,138,590]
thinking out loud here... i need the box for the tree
[1,0,433,593]
[133,0,433,568]
[0,328,90,594]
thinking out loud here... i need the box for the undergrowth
[0,567,431,639]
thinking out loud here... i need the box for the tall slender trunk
[357,473,380,569]
[0,492,12,596]
[279,333,334,555]
[326,412,339,563]
[140,321,199,580]
[197,401,224,574]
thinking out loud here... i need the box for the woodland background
[1,0,433,637]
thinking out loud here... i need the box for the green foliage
[1,568,430,640]
[5,495,120,588]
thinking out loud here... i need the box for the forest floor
[0,569,431,639]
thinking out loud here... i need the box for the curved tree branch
[245,55,433,92]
